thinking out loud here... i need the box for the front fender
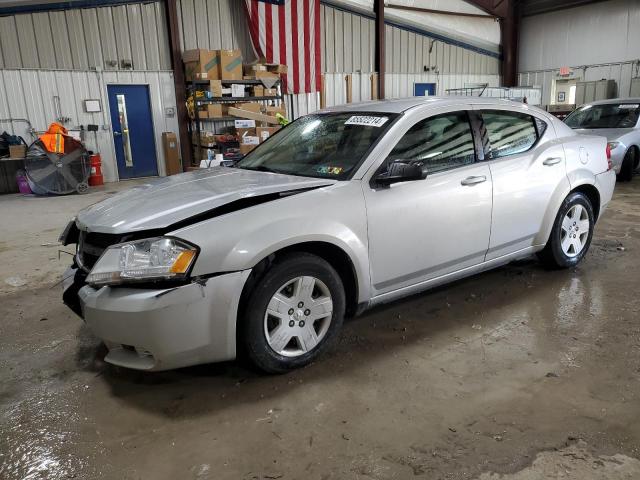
[171,182,372,303]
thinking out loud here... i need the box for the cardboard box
[234,119,256,129]
[264,88,278,97]
[209,80,222,97]
[220,49,242,80]
[239,143,257,155]
[266,105,286,116]
[9,144,26,158]
[236,127,257,140]
[183,49,220,81]
[252,85,264,97]
[244,64,267,75]
[241,135,260,145]
[266,64,288,74]
[161,132,182,175]
[228,106,280,125]
[196,104,229,118]
[234,102,262,113]
[254,70,279,79]
[256,126,280,142]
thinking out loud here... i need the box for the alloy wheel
[264,276,333,357]
[561,204,590,257]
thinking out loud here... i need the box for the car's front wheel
[537,192,595,269]
[241,253,345,373]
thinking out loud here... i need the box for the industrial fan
[24,138,90,195]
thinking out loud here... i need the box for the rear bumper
[63,267,251,371]
[595,169,616,218]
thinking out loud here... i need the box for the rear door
[364,108,493,296]
[475,108,570,260]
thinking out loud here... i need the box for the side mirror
[374,159,427,186]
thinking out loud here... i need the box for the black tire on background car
[241,252,346,373]
[617,148,635,182]
[537,192,595,269]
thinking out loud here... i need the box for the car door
[475,108,571,260]
[363,108,493,296]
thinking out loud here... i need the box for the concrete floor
[1,179,639,480]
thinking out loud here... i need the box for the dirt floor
[1,179,639,480]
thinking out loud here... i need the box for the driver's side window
[386,111,476,174]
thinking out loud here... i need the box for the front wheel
[240,253,345,373]
[537,192,595,269]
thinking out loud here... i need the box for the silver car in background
[60,97,616,373]
[565,98,640,181]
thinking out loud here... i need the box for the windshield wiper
[240,165,284,174]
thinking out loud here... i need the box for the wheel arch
[238,241,361,321]
[570,182,601,221]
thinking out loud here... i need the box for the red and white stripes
[245,0,321,94]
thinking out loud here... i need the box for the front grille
[77,231,124,271]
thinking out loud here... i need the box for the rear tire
[617,148,635,182]
[537,192,595,269]
[240,253,345,374]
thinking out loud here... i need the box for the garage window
[385,111,476,174]
[482,111,538,159]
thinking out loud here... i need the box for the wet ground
[1,179,639,480]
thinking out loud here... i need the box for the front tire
[617,148,635,182]
[241,253,345,373]
[537,192,595,269]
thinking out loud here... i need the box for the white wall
[0,69,179,183]
[518,0,640,105]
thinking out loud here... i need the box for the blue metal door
[107,85,158,179]
[414,83,436,97]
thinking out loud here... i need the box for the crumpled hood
[572,128,634,142]
[76,167,336,234]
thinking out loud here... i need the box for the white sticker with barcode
[345,115,389,127]
[619,104,639,109]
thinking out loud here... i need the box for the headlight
[607,141,620,150]
[86,237,198,286]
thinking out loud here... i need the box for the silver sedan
[61,97,616,373]
[565,98,640,181]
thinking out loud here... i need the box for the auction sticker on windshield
[345,115,389,127]
[619,104,639,109]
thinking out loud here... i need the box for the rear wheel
[241,253,345,373]
[617,148,635,182]
[537,192,595,269]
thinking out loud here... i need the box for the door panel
[365,164,493,295]
[477,108,570,260]
[107,84,158,179]
[364,109,492,296]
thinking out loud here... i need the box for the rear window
[565,103,640,129]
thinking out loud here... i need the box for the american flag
[244,0,321,95]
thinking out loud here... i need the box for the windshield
[565,103,640,129]
[235,112,398,179]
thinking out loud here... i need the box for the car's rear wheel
[537,192,595,269]
[241,253,345,373]
[617,148,635,182]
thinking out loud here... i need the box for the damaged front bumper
[62,266,251,371]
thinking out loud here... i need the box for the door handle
[543,157,562,166]
[113,131,122,136]
[461,175,487,186]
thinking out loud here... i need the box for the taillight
[606,144,613,170]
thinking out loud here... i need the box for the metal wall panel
[14,15,37,68]
[0,17,22,68]
[0,2,172,71]
[0,69,179,183]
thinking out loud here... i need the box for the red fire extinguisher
[88,153,104,186]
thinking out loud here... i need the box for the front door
[107,85,158,179]
[364,109,493,296]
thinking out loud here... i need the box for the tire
[537,192,595,269]
[617,148,635,182]
[240,253,345,373]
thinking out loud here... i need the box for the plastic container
[16,170,32,194]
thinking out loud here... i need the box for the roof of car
[582,98,640,106]
[319,96,530,114]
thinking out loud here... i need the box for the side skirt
[366,246,541,309]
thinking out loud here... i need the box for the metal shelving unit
[187,78,283,164]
